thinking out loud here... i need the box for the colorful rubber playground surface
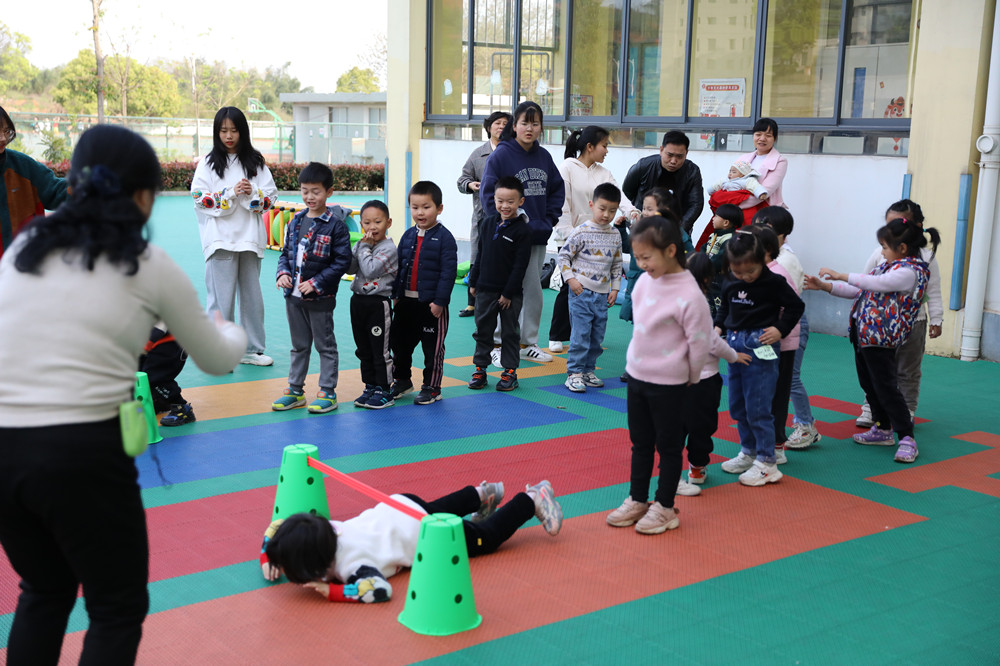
[2,197,999,664]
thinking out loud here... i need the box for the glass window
[688,0,757,118]
[761,0,842,118]
[567,0,623,117]
[519,0,567,117]
[625,0,689,118]
[329,107,347,138]
[471,0,516,116]
[840,0,915,119]
[429,0,469,116]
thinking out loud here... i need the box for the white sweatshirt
[327,494,427,582]
[553,158,637,245]
[191,154,278,260]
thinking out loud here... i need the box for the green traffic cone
[134,372,163,445]
[398,513,482,636]
[272,444,330,521]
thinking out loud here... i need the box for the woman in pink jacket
[739,117,788,210]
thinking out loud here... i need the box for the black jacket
[621,155,704,233]
[468,210,532,298]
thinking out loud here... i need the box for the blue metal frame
[951,174,972,311]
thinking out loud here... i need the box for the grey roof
[279,92,387,104]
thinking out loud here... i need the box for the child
[855,199,943,426]
[707,159,770,201]
[804,217,940,463]
[468,176,532,392]
[755,206,821,449]
[348,200,398,409]
[606,216,712,533]
[703,203,744,318]
[750,223,800,465]
[260,480,563,602]
[681,253,751,492]
[390,181,459,404]
[139,323,194,426]
[558,182,623,393]
[716,231,804,486]
[273,163,352,414]
[191,106,278,366]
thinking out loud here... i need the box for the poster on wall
[698,78,746,117]
[569,94,594,116]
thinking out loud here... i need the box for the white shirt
[328,495,427,582]
[191,155,278,260]
[553,158,636,245]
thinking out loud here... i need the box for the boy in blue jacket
[390,181,458,404]
[272,163,353,413]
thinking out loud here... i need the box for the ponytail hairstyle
[14,125,160,276]
[499,100,544,143]
[726,229,766,267]
[643,186,678,215]
[630,212,686,268]
[685,250,713,295]
[749,223,781,262]
[206,107,265,179]
[564,125,610,160]
[876,216,941,259]
[886,199,924,226]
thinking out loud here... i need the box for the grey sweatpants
[205,249,266,354]
[285,298,339,392]
[494,244,545,346]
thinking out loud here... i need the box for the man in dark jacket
[621,130,704,234]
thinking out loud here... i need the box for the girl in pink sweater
[606,214,713,534]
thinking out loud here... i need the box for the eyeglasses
[0,129,14,143]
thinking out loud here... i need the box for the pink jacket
[701,331,740,381]
[739,149,787,209]
[768,260,801,351]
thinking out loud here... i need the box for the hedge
[44,160,384,192]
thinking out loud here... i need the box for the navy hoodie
[479,139,565,246]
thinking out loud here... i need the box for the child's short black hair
[360,199,390,217]
[750,223,781,261]
[714,203,744,230]
[753,206,794,237]
[265,513,337,584]
[495,176,524,197]
[886,199,924,226]
[592,182,621,206]
[643,187,677,215]
[686,251,713,294]
[409,180,443,207]
[630,215,686,268]
[299,162,334,190]
[726,229,766,266]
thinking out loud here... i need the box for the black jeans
[404,487,535,556]
[683,373,723,468]
[548,282,571,342]
[851,329,913,438]
[772,350,796,445]
[627,378,687,507]
[0,418,149,666]
[472,290,522,370]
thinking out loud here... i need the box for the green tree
[0,23,39,95]
[336,66,379,93]
[53,50,101,114]
[54,49,182,117]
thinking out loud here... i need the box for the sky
[5,0,389,92]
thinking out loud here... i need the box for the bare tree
[90,0,105,122]
[106,30,142,117]
[359,32,387,90]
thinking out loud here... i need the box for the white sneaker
[490,346,502,368]
[240,352,273,366]
[676,480,702,496]
[520,344,553,363]
[786,423,821,449]
[721,451,754,474]
[581,372,604,387]
[738,460,783,486]
[565,374,586,392]
[856,403,874,428]
[775,445,788,465]
[548,340,564,353]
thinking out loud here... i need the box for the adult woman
[0,104,68,258]
[738,117,788,210]
[456,111,511,317]
[0,126,246,664]
[547,126,637,351]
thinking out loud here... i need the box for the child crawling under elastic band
[260,480,562,602]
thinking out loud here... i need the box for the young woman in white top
[0,126,246,664]
[191,106,278,366]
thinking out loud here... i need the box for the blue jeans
[790,313,815,425]
[567,288,608,375]
[726,328,780,463]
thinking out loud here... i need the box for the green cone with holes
[271,444,330,521]
[398,513,482,635]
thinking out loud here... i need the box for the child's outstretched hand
[304,581,330,598]
[733,352,752,365]
[818,267,846,282]
[803,275,832,292]
[262,562,281,581]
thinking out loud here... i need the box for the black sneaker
[496,369,518,392]
[468,367,488,390]
[160,403,196,426]
[354,384,375,407]
[413,386,442,404]
[364,387,395,410]
[620,371,630,383]
[390,380,414,399]
[458,306,475,317]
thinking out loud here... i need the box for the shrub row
[44,160,385,192]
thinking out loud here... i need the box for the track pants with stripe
[390,296,448,390]
[351,294,393,390]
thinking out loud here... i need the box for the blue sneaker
[272,388,305,411]
[354,384,375,407]
[159,403,195,427]
[363,387,395,410]
[308,390,338,414]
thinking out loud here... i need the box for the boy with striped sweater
[557,182,623,392]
